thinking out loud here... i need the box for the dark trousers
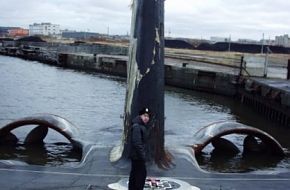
[128,160,147,190]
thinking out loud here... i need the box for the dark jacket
[129,116,149,161]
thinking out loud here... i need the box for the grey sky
[1,0,290,40]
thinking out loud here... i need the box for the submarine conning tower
[111,0,172,168]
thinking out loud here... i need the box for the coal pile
[16,36,46,42]
[197,42,290,54]
[164,38,290,54]
[165,39,194,49]
[0,37,14,42]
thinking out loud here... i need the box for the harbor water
[0,55,289,173]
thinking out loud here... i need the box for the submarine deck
[0,146,289,190]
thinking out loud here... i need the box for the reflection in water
[0,142,81,166]
[196,135,284,173]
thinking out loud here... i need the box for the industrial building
[29,23,61,37]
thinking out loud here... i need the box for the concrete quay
[239,77,290,126]
[56,52,239,96]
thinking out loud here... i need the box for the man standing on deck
[128,107,151,190]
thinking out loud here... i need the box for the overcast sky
[1,0,290,41]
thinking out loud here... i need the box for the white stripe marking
[0,168,289,181]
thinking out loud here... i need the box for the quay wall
[57,53,237,96]
[238,78,290,126]
[58,53,128,77]
[164,65,237,96]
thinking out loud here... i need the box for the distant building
[29,23,61,37]
[262,39,276,46]
[0,27,8,37]
[237,38,258,44]
[8,28,29,38]
[210,36,230,43]
[0,27,17,37]
[275,34,290,47]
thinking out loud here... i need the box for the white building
[275,34,290,47]
[210,36,230,43]
[29,23,61,37]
